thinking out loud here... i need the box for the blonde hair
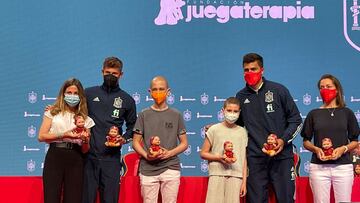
[50,78,88,119]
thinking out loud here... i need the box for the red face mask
[320,88,337,104]
[244,68,263,86]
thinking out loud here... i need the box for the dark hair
[223,97,240,109]
[317,74,346,107]
[243,53,263,68]
[103,56,123,71]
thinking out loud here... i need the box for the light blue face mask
[64,94,80,107]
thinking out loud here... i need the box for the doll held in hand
[105,126,124,147]
[321,137,334,160]
[223,141,237,163]
[73,114,86,134]
[262,134,278,156]
[148,136,163,158]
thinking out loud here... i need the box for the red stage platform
[1,176,360,203]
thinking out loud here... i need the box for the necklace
[327,108,336,117]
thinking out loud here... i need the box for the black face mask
[104,74,119,89]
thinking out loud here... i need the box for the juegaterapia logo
[154,0,315,25]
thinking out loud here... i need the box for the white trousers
[140,169,180,203]
[309,163,354,203]
[205,176,242,203]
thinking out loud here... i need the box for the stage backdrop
[0,0,359,176]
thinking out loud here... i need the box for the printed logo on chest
[165,122,173,128]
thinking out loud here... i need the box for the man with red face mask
[235,53,302,203]
[132,76,188,203]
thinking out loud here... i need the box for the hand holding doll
[262,134,278,157]
[321,138,334,161]
[223,141,237,163]
[73,114,89,143]
[73,115,86,134]
[105,126,124,147]
[148,136,163,158]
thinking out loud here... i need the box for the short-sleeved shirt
[301,107,359,164]
[206,123,248,178]
[45,110,95,145]
[134,107,186,176]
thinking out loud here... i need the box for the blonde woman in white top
[38,78,95,203]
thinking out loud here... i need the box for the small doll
[262,134,278,156]
[223,141,236,163]
[148,136,163,158]
[73,114,86,134]
[355,164,360,177]
[105,126,122,147]
[321,138,334,160]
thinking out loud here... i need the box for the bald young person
[132,76,188,203]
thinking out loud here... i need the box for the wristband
[343,145,349,153]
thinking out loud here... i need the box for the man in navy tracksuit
[83,57,137,203]
[235,53,302,203]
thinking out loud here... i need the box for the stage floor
[1,176,360,203]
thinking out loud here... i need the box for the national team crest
[355,110,360,122]
[200,93,209,105]
[27,160,36,172]
[265,91,274,103]
[200,127,206,139]
[132,92,141,105]
[167,93,175,105]
[303,93,311,105]
[201,160,208,173]
[183,109,192,121]
[113,97,123,108]
[27,125,36,138]
[217,110,224,121]
[344,0,360,52]
[183,145,192,156]
[28,91,37,104]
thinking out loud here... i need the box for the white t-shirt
[45,110,95,145]
[206,123,248,178]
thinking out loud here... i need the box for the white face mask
[224,112,239,124]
